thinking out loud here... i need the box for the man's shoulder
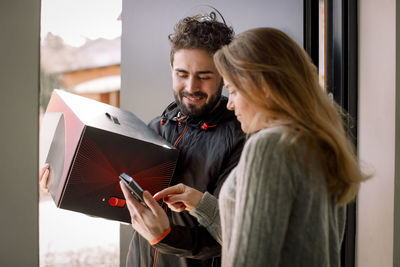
[208,97,244,144]
[148,101,178,128]
[209,96,239,125]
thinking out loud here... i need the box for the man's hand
[39,163,50,193]
[120,181,170,243]
[153,183,203,212]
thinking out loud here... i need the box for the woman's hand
[39,163,50,193]
[120,181,170,243]
[153,183,204,212]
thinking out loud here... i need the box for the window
[40,1,122,266]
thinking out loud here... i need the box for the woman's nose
[226,97,234,110]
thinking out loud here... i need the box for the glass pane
[40,0,122,266]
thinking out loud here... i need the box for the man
[123,13,244,267]
[40,11,244,267]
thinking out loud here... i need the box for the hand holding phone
[119,174,170,245]
[119,173,145,203]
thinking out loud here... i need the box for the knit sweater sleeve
[226,129,297,267]
[189,191,222,244]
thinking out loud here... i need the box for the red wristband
[150,227,171,245]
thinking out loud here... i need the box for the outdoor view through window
[40,0,122,266]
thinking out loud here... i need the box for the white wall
[357,0,399,266]
[0,0,40,266]
[120,0,304,123]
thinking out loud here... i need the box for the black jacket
[126,96,245,267]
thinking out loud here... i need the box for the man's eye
[198,76,211,80]
[176,73,188,78]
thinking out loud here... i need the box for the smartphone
[119,173,145,203]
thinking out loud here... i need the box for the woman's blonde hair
[214,27,368,205]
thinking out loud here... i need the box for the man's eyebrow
[196,70,215,75]
[174,68,189,73]
[174,68,215,75]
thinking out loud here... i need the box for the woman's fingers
[163,193,188,204]
[153,184,185,201]
[155,184,203,212]
[166,202,186,212]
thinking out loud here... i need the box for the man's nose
[186,77,200,93]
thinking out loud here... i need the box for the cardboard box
[40,89,178,223]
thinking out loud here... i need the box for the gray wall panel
[0,0,40,266]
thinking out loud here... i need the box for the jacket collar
[161,96,235,127]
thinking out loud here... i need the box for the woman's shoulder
[246,126,290,149]
[253,125,287,138]
[239,126,289,163]
[245,126,308,164]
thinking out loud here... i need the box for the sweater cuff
[190,192,219,227]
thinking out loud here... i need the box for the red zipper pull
[201,123,216,130]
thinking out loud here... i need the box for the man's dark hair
[168,11,234,65]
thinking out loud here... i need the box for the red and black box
[40,89,178,223]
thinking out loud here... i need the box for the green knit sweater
[190,126,346,267]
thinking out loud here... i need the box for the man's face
[171,49,223,117]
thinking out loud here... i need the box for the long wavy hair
[214,27,368,205]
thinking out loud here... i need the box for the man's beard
[173,88,222,118]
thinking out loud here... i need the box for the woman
[120,27,368,266]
